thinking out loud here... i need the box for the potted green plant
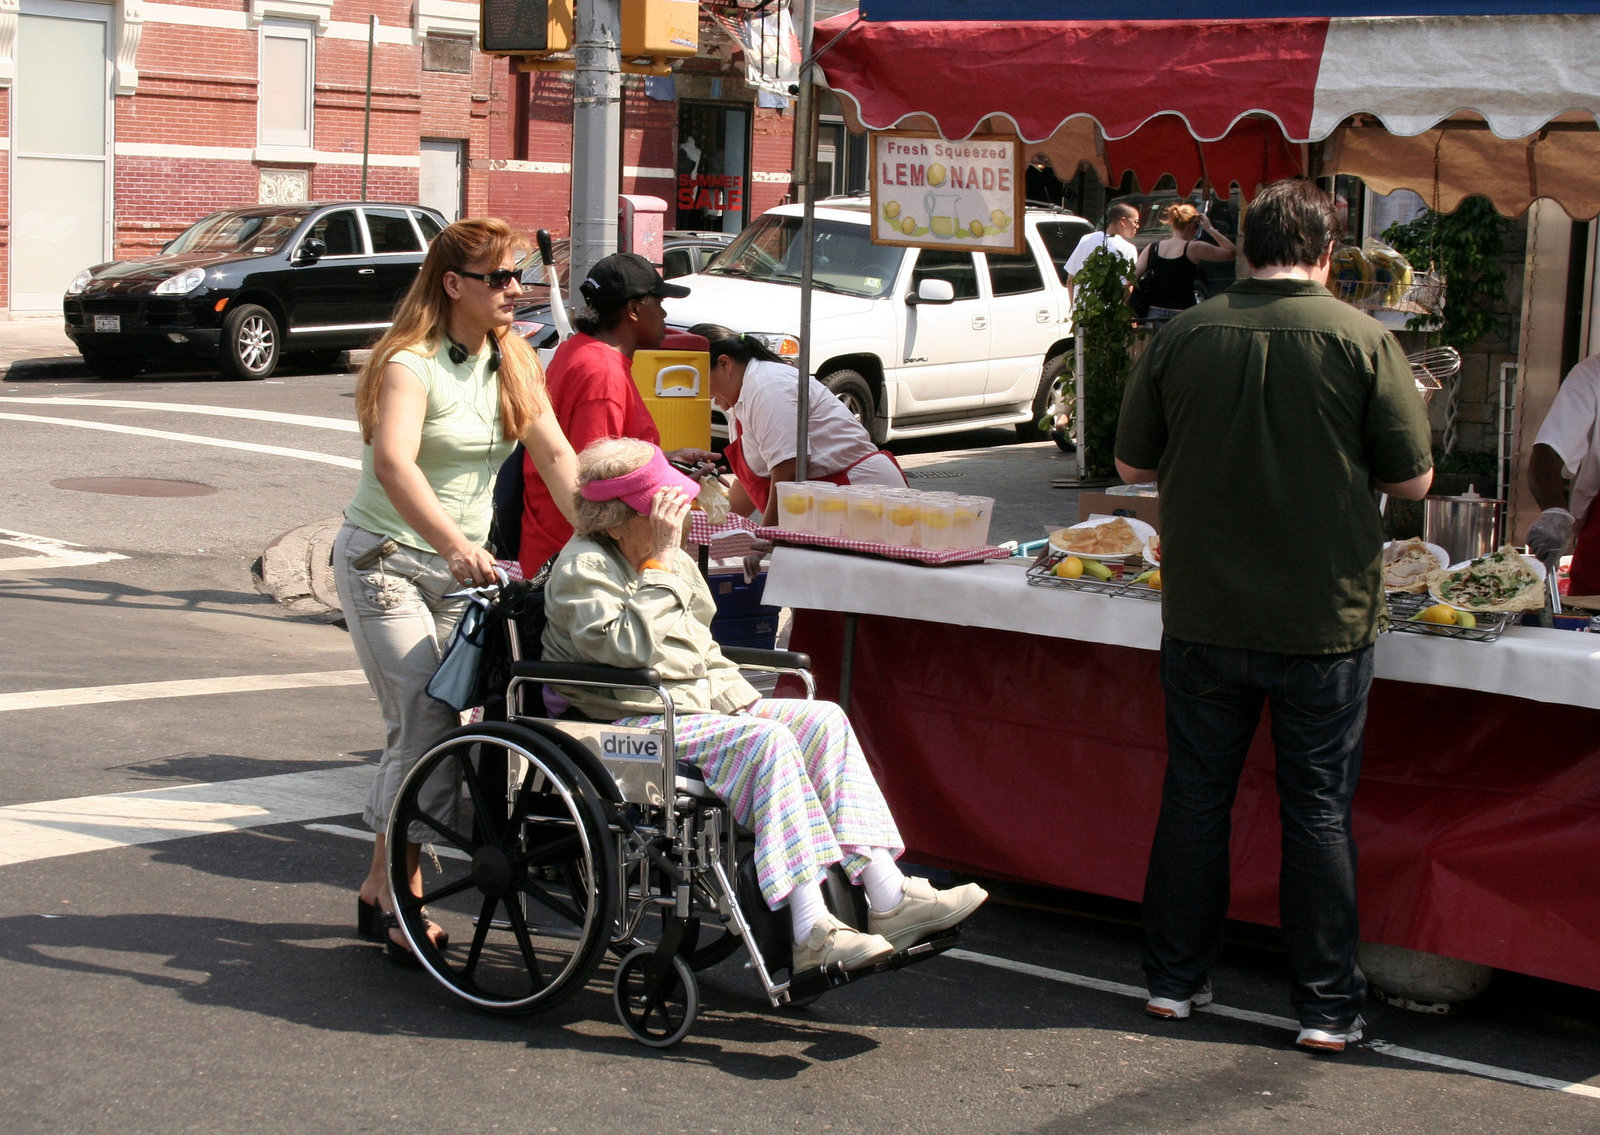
[1070,246,1137,480]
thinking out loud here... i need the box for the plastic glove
[1527,507,1576,560]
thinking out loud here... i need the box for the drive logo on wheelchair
[600,731,663,759]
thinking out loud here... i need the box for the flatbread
[1425,545,1546,612]
[1383,537,1446,593]
[1049,517,1143,557]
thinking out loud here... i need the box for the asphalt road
[2,359,1599,1134]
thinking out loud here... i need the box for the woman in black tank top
[1135,203,1237,323]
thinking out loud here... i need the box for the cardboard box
[1075,491,1159,528]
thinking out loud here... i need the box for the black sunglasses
[457,268,519,289]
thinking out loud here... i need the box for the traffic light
[480,0,573,55]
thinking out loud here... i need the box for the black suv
[63,201,448,380]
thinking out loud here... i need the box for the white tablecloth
[766,547,1600,711]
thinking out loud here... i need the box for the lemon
[1147,569,1162,591]
[901,217,917,235]
[969,220,985,238]
[991,209,1008,226]
[1054,555,1084,579]
[884,201,901,220]
[1416,604,1458,625]
[927,163,946,187]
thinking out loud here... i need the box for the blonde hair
[572,437,655,535]
[355,217,547,443]
[1161,203,1202,233]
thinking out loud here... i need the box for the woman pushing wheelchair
[541,437,987,973]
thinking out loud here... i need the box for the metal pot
[1423,491,1504,564]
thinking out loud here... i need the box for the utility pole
[791,0,817,479]
[570,0,623,306]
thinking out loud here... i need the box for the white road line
[0,527,128,572]
[0,764,371,867]
[0,670,369,713]
[0,396,357,432]
[0,411,360,469]
[947,948,1600,1101]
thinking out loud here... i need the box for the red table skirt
[790,609,1600,991]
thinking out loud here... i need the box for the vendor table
[766,548,1600,992]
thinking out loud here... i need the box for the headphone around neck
[448,335,501,372]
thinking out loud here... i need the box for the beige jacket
[541,535,759,719]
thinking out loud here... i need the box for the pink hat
[580,444,701,514]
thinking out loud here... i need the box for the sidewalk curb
[253,517,344,623]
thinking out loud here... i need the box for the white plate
[1428,549,1546,612]
[1381,539,1450,591]
[1048,515,1157,561]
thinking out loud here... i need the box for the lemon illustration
[884,201,901,220]
[900,216,917,234]
[927,163,947,187]
[969,219,985,237]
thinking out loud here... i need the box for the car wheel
[80,351,143,381]
[219,303,281,380]
[824,369,885,447]
[1017,351,1069,442]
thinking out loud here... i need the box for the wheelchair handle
[511,660,663,689]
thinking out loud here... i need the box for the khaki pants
[332,522,465,833]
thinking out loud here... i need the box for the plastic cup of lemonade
[775,481,815,533]
[844,485,885,542]
[811,483,848,537]
[883,489,923,548]
[955,495,994,546]
[919,494,958,550]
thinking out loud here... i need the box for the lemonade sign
[870,132,1023,254]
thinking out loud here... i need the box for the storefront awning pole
[793,0,817,481]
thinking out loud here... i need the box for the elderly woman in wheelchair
[543,438,986,973]
[382,437,984,1045]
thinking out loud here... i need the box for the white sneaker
[1144,983,1214,1020]
[1296,1018,1364,1053]
[867,877,989,952]
[791,914,894,974]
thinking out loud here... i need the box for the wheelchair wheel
[387,722,617,1015]
[613,946,698,1048]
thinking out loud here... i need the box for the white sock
[788,877,829,943]
[859,850,908,913]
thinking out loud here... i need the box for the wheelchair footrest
[783,927,962,1001]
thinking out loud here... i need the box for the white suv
[662,198,1091,444]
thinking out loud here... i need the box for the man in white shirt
[1526,352,1600,598]
[1064,202,1140,304]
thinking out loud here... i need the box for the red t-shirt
[519,333,660,573]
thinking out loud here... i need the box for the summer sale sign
[870,132,1024,254]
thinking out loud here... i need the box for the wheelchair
[384,579,962,1047]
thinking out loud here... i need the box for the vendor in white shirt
[1526,352,1600,598]
[1063,202,1140,305]
[690,323,906,526]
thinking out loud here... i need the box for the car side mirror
[294,238,327,265]
[907,278,956,306]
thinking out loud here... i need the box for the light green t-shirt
[344,343,515,552]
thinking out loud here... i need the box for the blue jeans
[1143,635,1375,1029]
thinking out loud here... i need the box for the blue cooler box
[709,570,780,650]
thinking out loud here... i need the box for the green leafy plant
[1070,246,1136,479]
[1381,196,1508,348]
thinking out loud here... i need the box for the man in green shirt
[1115,178,1433,1054]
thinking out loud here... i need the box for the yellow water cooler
[631,331,710,451]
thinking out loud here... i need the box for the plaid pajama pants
[616,698,903,908]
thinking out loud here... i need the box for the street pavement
[3,333,1600,1133]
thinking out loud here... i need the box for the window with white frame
[259,18,313,149]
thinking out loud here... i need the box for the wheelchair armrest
[722,647,812,672]
[511,660,663,689]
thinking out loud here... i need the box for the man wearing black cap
[519,253,715,574]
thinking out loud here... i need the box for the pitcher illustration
[924,191,963,237]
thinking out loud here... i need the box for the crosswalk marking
[0,528,128,573]
[0,411,360,468]
[0,670,369,713]
[0,396,358,432]
[0,764,371,867]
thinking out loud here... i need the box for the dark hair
[1104,202,1138,230]
[1240,179,1341,271]
[574,299,628,337]
[687,322,786,368]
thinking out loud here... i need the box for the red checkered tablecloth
[688,512,766,559]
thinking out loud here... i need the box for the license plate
[94,314,120,333]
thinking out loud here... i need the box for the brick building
[0,0,833,317]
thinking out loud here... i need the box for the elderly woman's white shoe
[868,878,989,952]
[791,914,894,973]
